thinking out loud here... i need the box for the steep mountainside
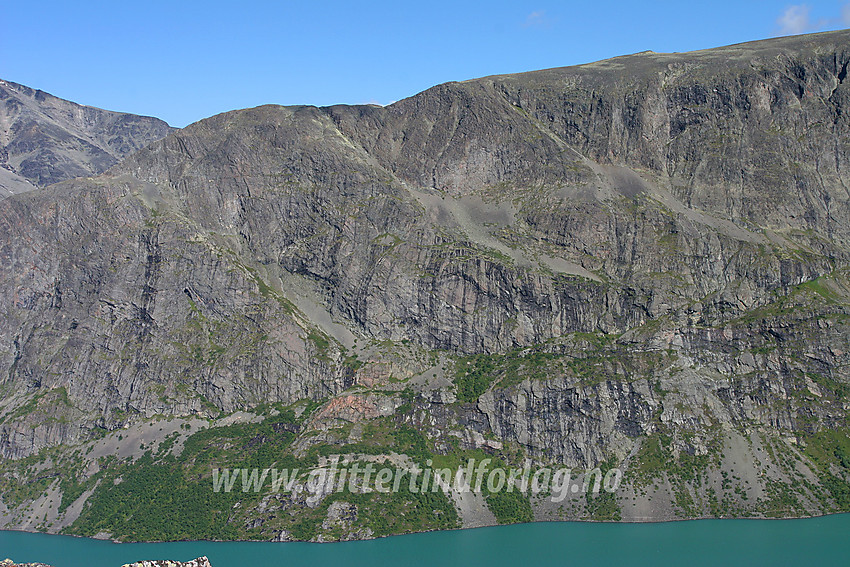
[0,31,849,540]
[0,79,173,197]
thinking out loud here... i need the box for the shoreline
[3,511,849,545]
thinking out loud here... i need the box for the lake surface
[2,515,848,567]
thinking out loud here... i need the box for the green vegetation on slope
[59,405,458,541]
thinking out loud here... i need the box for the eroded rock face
[0,30,848,533]
[0,79,173,197]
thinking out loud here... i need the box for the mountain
[0,30,849,541]
[0,79,173,197]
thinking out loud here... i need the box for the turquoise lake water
[2,515,848,567]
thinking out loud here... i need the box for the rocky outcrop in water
[0,558,212,567]
[121,558,212,567]
[1,559,55,567]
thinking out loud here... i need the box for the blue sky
[2,1,849,127]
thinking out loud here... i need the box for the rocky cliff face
[0,79,173,197]
[0,30,849,539]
